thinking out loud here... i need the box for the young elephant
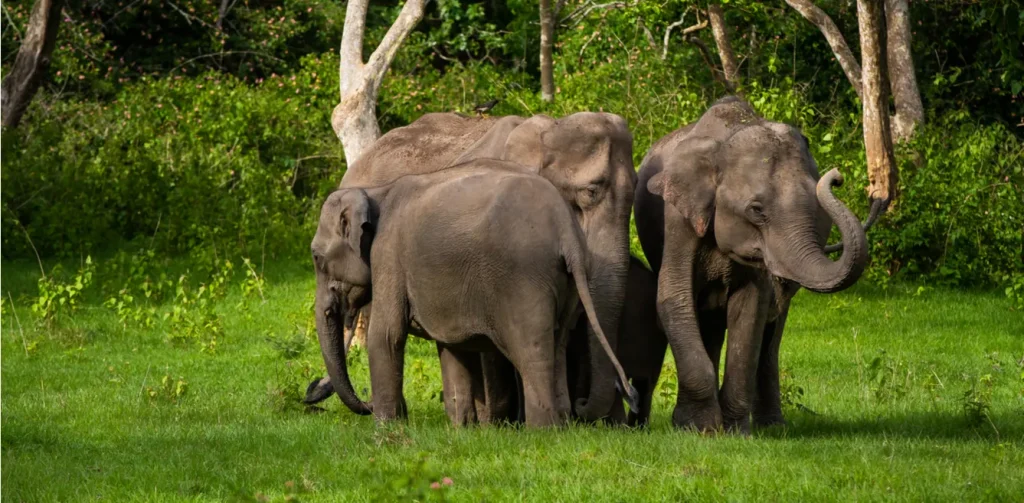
[311,159,638,426]
[566,256,667,427]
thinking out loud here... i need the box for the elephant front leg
[754,310,789,427]
[437,345,482,426]
[657,272,722,432]
[366,300,410,422]
[720,278,770,434]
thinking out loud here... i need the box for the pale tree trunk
[1,0,64,128]
[857,0,898,207]
[333,0,425,348]
[885,0,923,142]
[331,0,426,165]
[707,4,739,91]
[784,0,863,100]
[540,0,555,102]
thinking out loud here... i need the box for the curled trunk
[315,278,372,415]
[767,169,868,293]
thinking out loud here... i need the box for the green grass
[2,258,1023,502]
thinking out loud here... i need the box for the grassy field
[2,258,1022,502]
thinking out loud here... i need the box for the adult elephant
[308,111,637,421]
[634,96,868,434]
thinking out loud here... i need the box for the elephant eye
[746,203,767,225]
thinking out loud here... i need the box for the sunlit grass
[2,259,1022,502]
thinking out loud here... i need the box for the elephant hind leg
[505,316,566,428]
[437,344,482,427]
[626,378,656,428]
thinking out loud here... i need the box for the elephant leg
[437,345,481,427]
[604,395,627,425]
[480,351,519,424]
[365,292,409,422]
[506,317,565,427]
[658,249,722,432]
[626,378,655,428]
[719,279,770,434]
[754,309,789,427]
[700,310,727,380]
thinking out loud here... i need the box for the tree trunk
[540,0,555,102]
[708,4,739,90]
[331,0,426,165]
[784,0,863,100]
[1,0,64,129]
[857,0,898,206]
[885,0,923,142]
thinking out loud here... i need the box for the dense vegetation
[2,0,1022,302]
[2,2,1022,500]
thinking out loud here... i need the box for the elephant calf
[311,159,638,426]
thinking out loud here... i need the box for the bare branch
[339,0,370,94]
[638,20,657,50]
[885,0,923,142]
[686,34,735,93]
[562,1,627,27]
[662,9,707,60]
[578,29,602,62]
[365,0,426,87]
[784,0,863,99]
[858,0,897,205]
[708,4,739,88]
[1,0,64,128]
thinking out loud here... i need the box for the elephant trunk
[315,277,372,415]
[767,169,868,293]
[572,235,630,421]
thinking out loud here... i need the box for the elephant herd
[305,96,869,433]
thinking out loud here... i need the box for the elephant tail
[564,244,640,414]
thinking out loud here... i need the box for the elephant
[311,159,638,426]
[307,111,637,422]
[634,96,868,434]
[567,255,667,427]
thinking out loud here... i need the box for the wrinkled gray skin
[634,96,868,434]
[311,160,638,426]
[307,112,636,421]
[567,256,667,427]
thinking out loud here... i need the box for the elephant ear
[502,114,557,171]
[343,190,375,261]
[450,115,526,166]
[646,135,719,238]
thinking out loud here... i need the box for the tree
[885,0,924,142]
[331,0,427,165]
[784,0,923,143]
[1,0,65,128]
[707,3,739,91]
[858,0,898,209]
[540,0,555,102]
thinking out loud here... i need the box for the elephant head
[310,189,376,415]
[456,112,637,420]
[647,97,867,292]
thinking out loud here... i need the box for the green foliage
[146,374,189,404]
[30,256,95,327]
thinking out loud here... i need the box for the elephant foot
[672,403,723,433]
[753,413,787,429]
[724,416,752,436]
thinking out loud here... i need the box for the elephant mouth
[728,251,765,269]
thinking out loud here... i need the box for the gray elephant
[308,111,637,421]
[567,255,667,427]
[312,159,638,426]
[634,96,868,433]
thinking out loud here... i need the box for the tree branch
[561,1,628,27]
[858,0,897,205]
[687,34,735,93]
[708,4,739,89]
[784,0,863,99]
[365,0,426,88]
[339,0,370,94]
[1,0,64,128]
[662,9,707,60]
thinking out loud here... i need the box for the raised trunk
[885,0,923,142]
[767,169,868,293]
[1,0,64,128]
[572,238,630,421]
[540,0,555,102]
[315,278,371,415]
